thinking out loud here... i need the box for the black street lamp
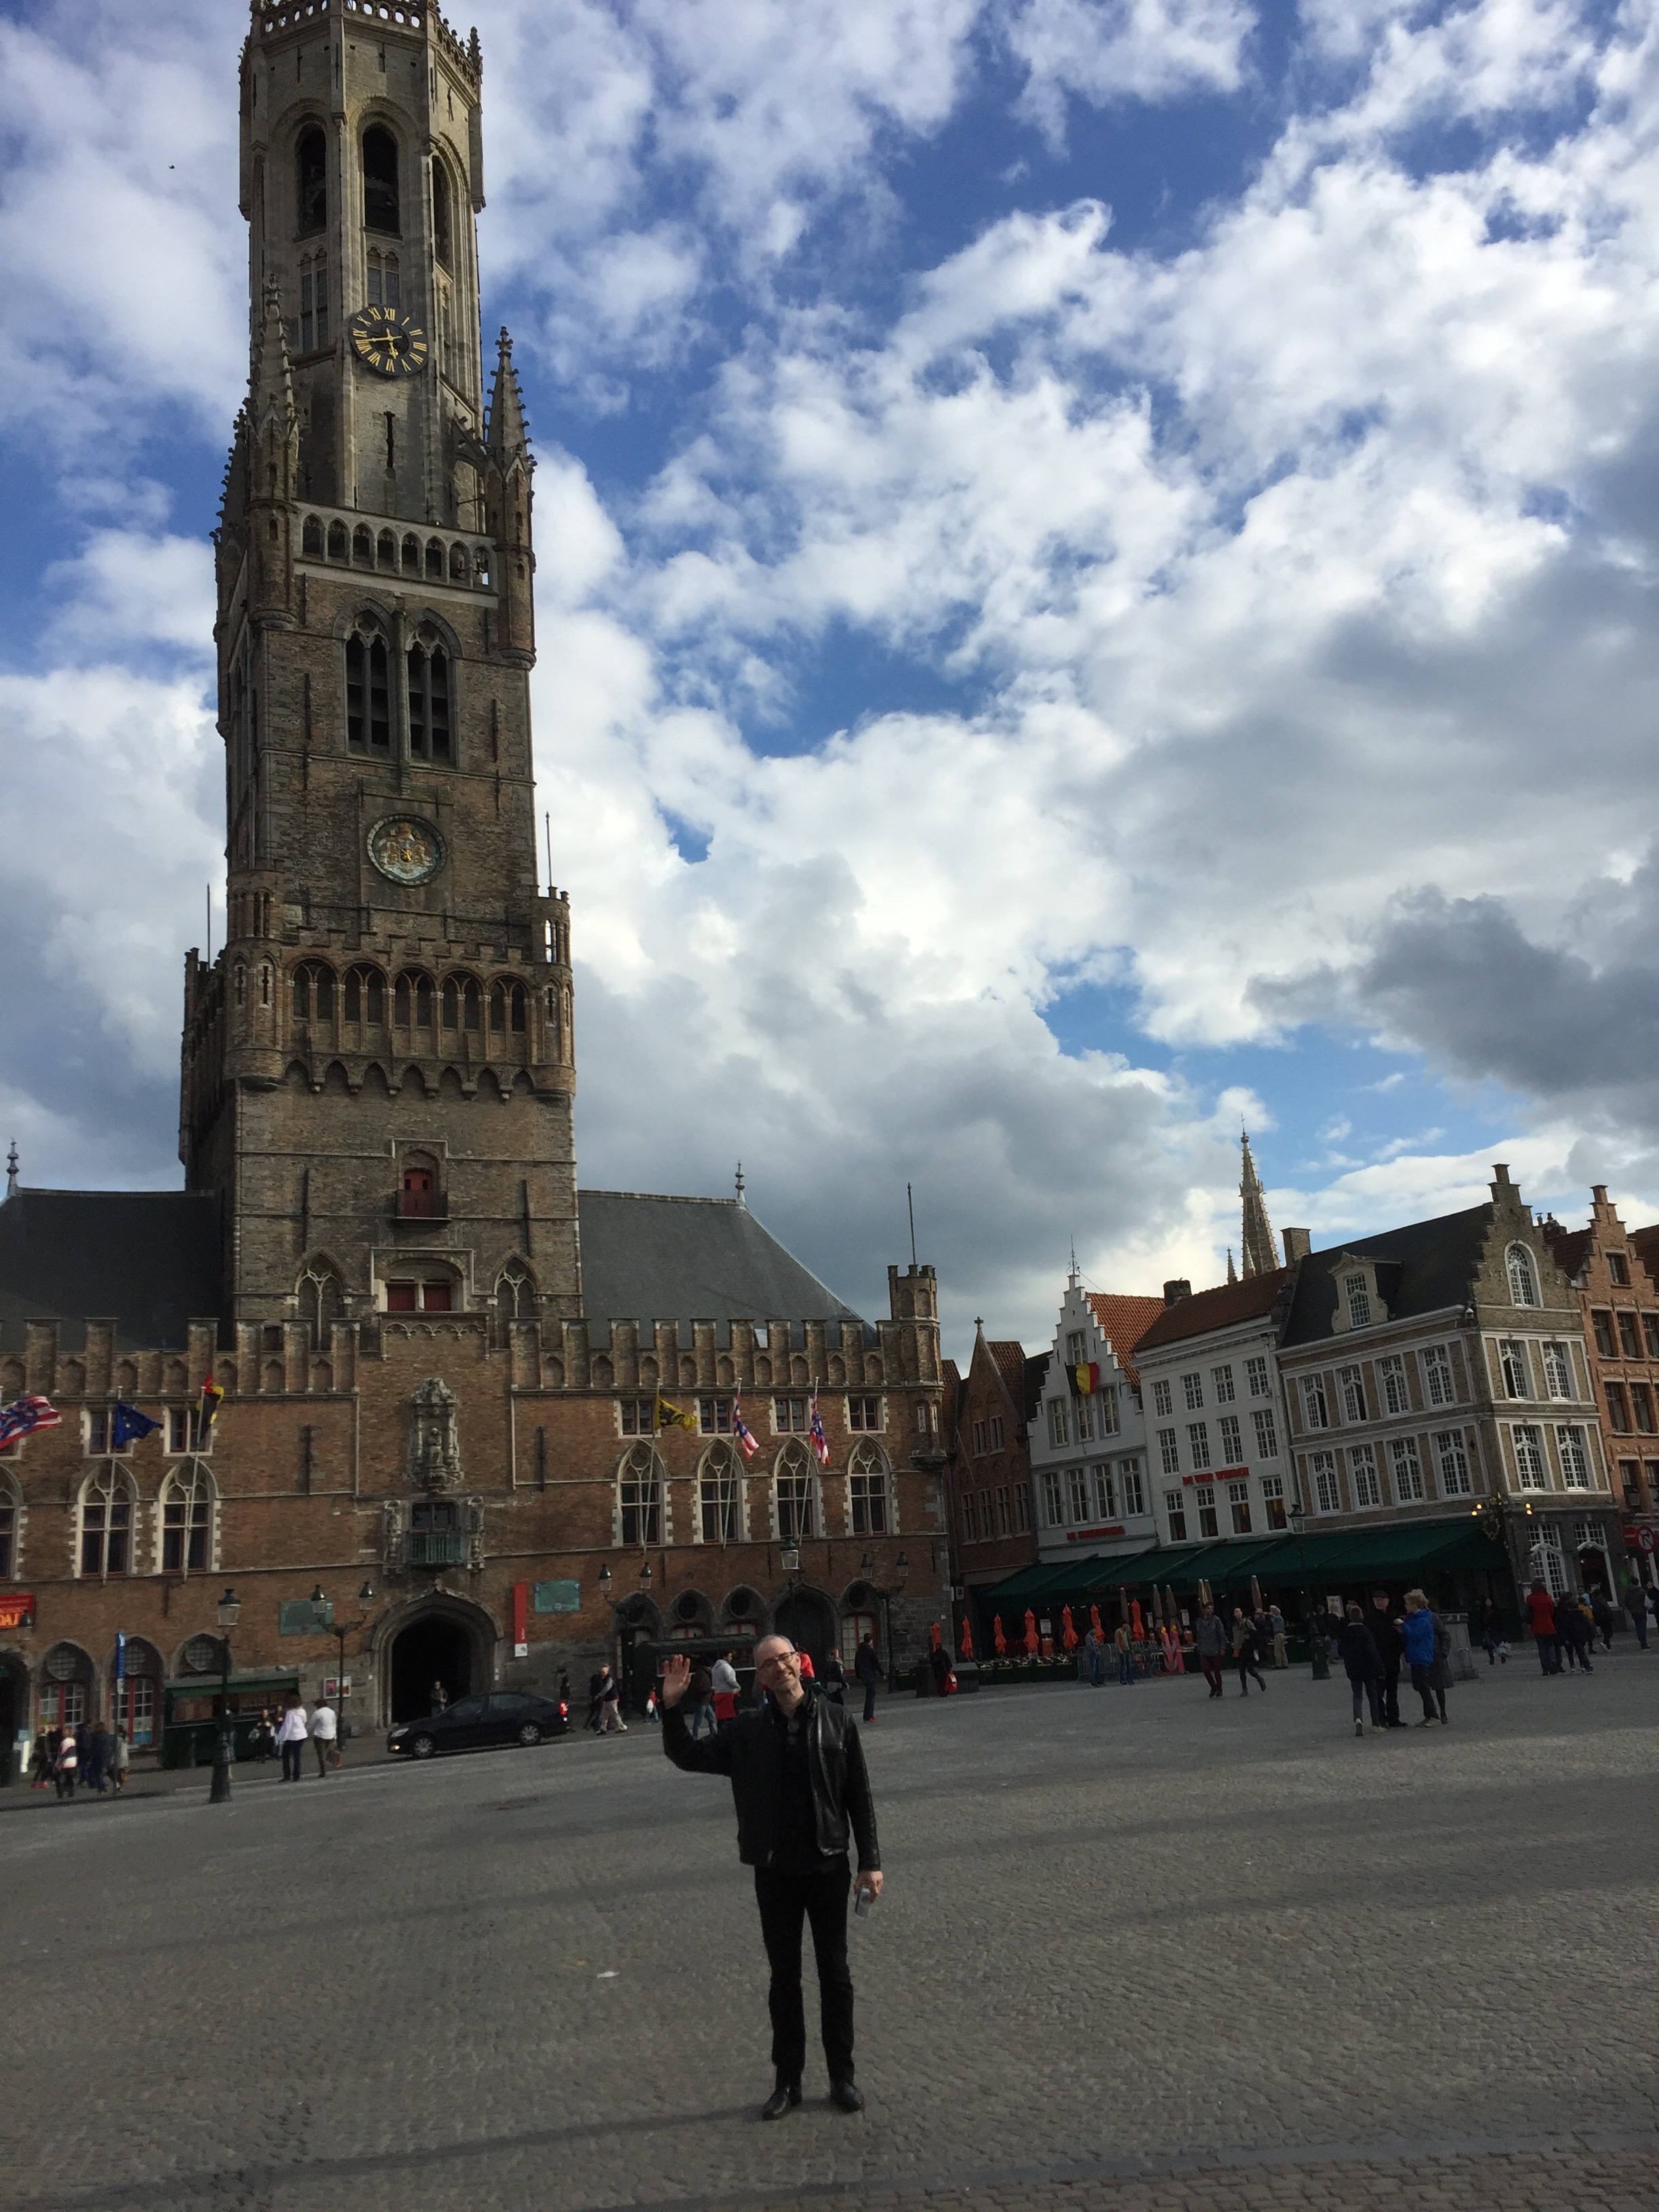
[312,1582,376,1738]
[209,1586,240,1804]
[1286,1509,1330,1681]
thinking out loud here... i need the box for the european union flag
[111,1402,161,1449]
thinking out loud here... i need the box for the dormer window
[1343,1273,1372,1328]
[1507,1244,1540,1307]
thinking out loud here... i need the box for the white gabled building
[1027,1278,1166,1565]
[1130,1264,1303,1553]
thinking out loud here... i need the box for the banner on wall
[0,1595,35,1633]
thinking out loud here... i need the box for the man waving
[659,1637,882,2118]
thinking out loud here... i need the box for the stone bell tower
[181,0,579,1342]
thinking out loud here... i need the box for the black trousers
[754,1856,855,2085]
[1378,1664,1401,1726]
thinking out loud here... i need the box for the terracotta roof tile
[1132,1266,1296,1353]
[1084,1292,1168,1391]
[1542,1224,1592,1282]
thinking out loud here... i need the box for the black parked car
[388,1689,569,1759]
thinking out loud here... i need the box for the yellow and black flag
[654,1395,698,1435]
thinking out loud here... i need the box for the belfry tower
[1239,1130,1277,1279]
[181,0,579,1338]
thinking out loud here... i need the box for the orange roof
[987,1338,1027,1399]
[1132,1265,1295,1353]
[1084,1292,1167,1391]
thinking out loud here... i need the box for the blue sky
[3,0,1659,1357]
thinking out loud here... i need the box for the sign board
[1066,1524,1124,1542]
[323,1676,351,1699]
[533,1579,581,1614]
[0,1594,35,1633]
[1626,1526,1658,1554]
[513,1641,529,1658]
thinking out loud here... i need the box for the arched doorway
[385,1599,495,1725]
[773,1587,838,1679]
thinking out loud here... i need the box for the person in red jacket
[1525,1582,1560,1675]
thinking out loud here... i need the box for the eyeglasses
[755,1650,798,1673]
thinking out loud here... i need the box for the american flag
[809,1389,830,1468]
[0,1395,61,1450]
[731,1397,760,1461]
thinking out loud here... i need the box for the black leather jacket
[662,1687,880,1872]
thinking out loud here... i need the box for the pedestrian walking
[1113,1622,1137,1687]
[1083,1625,1105,1687]
[1401,1589,1448,1723]
[659,1637,880,2118]
[1590,1589,1616,1652]
[820,1648,848,1706]
[85,1721,114,1795]
[111,1726,130,1793]
[54,1729,79,1800]
[853,1635,882,1724]
[596,1664,628,1734]
[1338,1603,1383,1734]
[713,1648,743,1723]
[1268,1604,1288,1669]
[1231,1607,1267,1695]
[309,1695,338,1776]
[1627,1584,1650,1651]
[586,1666,607,1733]
[1525,1582,1560,1675]
[276,1692,309,1780]
[1475,1595,1504,1665]
[1557,1593,1594,1675]
[1367,1591,1405,1725]
[1193,1601,1228,1698]
[29,1732,52,1790]
[684,1667,718,1741]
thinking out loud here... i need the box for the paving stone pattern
[3,1654,1656,2212]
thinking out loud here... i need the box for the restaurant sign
[0,1593,35,1632]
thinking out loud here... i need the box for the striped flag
[809,1389,830,1468]
[197,1374,225,1431]
[732,1397,759,1461]
[0,1395,60,1450]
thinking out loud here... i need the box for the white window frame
[1555,1424,1592,1491]
[1152,1378,1173,1418]
[1433,1429,1472,1497]
[1164,1488,1187,1540]
[1507,1243,1540,1307]
[1182,1372,1204,1412]
[1187,1421,1211,1469]
[1218,1412,1242,1465]
[1092,1465,1116,1520]
[1541,1342,1574,1401]
[697,1443,744,1543]
[1512,1423,1549,1491]
[1377,1355,1410,1416]
[1047,1397,1069,1448]
[158,1465,218,1576]
[1158,1427,1179,1476]
[1066,1466,1089,1523]
[1300,1376,1330,1430]
[1226,1478,1252,1535]
[616,1442,665,1546]
[1337,1364,1367,1423]
[1498,1338,1532,1400]
[1344,1273,1372,1328]
[1349,1443,1382,1509]
[1211,1364,1235,1404]
[774,1441,820,1540]
[1120,1459,1145,1515]
[847,1439,893,1534]
[1388,1435,1427,1502]
[1421,1343,1455,1408]
[1252,1406,1279,1460]
[1095,1385,1120,1436]
[1309,1451,1340,1514]
[1245,1355,1270,1398]
[1042,1469,1065,1526]
[1261,1472,1286,1529]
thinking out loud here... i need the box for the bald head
[754,1635,805,1711]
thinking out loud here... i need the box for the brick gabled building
[943,1330,1046,1638]
[1544,1187,1659,1585]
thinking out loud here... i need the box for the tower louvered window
[407,635,451,762]
[363,126,400,236]
[296,127,327,236]
[346,632,390,753]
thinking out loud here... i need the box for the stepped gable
[1084,1291,1167,1389]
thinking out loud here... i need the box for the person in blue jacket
[1401,1589,1447,1725]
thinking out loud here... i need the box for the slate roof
[1132,1265,1296,1355]
[1630,1224,1659,1288]
[0,1189,222,1354]
[1023,1353,1051,1422]
[1541,1223,1593,1283]
[1084,1291,1166,1391]
[576,1190,863,1341]
[1279,1205,1492,1347]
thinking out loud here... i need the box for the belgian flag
[1069,1361,1101,1397]
[196,1374,225,1432]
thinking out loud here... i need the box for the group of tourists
[1521,1581,1643,1673]
[28,1719,130,1798]
[1188,1599,1286,1697]
[1334,1589,1451,1732]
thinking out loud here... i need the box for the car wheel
[517,1722,542,1746]
[411,1734,438,1759]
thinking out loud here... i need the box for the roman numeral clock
[348,304,429,377]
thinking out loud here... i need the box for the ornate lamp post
[209,1585,240,1804]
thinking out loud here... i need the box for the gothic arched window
[344,966,385,1026]
[79,1467,136,1577]
[296,126,327,237]
[295,251,329,353]
[1507,1244,1540,1308]
[407,632,451,762]
[0,1467,21,1580]
[495,1265,536,1346]
[302,514,323,557]
[617,1443,665,1547]
[773,1441,818,1542]
[698,1443,743,1543]
[441,978,459,1031]
[300,1265,345,1351]
[160,1465,216,1575]
[847,1439,893,1536]
[362,125,400,236]
[346,628,390,753]
[433,161,454,270]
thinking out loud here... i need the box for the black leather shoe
[829,2079,864,2113]
[760,2081,801,2121]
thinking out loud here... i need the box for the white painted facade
[1027,1284,1156,1565]
[1134,1305,1294,1553]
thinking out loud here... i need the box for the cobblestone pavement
[3,1651,1656,2212]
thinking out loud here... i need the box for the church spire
[1239,1130,1277,1278]
[1226,1246,1238,1286]
[486,327,531,464]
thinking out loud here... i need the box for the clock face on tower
[368,816,446,886]
[348,305,430,377]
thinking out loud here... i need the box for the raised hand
[660,1652,693,1708]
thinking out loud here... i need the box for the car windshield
[445,1698,485,1721]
